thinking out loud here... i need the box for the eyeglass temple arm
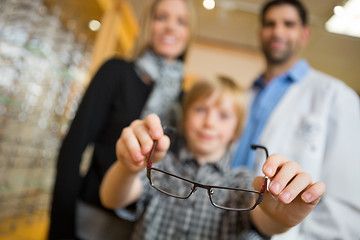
[251,145,269,195]
[147,140,158,168]
[250,145,269,158]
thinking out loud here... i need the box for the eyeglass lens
[150,169,194,198]
[210,187,260,210]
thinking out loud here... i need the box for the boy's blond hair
[182,75,247,140]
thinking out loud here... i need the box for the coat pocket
[291,114,326,161]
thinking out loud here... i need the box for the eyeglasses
[146,139,269,211]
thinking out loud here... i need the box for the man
[232,0,360,239]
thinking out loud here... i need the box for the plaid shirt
[118,146,268,240]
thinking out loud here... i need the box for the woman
[48,0,196,239]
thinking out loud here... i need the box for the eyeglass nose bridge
[207,188,222,209]
[192,181,212,194]
[187,182,214,198]
[191,185,197,194]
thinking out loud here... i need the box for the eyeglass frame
[146,139,269,211]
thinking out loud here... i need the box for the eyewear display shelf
[0,0,91,238]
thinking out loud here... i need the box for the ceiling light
[88,20,101,32]
[333,6,345,16]
[203,0,215,10]
[325,0,360,38]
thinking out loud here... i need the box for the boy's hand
[251,154,326,234]
[116,114,170,172]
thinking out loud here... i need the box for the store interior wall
[185,40,264,89]
[187,33,360,96]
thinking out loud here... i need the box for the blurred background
[0,0,359,239]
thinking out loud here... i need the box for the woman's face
[151,0,190,62]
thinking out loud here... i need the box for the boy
[100,76,325,239]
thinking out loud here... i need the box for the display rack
[0,0,91,237]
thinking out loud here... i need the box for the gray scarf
[135,50,184,127]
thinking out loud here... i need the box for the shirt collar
[253,59,310,88]
[289,59,310,82]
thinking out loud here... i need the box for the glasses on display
[146,135,269,211]
[0,0,91,229]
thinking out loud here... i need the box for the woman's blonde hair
[128,0,196,61]
[182,75,247,140]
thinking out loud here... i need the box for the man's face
[259,4,309,65]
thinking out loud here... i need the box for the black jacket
[48,58,152,239]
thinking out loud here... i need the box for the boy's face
[184,92,238,164]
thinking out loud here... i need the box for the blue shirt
[231,59,310,169]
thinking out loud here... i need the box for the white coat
[252,68,360,240]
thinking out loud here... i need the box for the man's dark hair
[260,0,308,26]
